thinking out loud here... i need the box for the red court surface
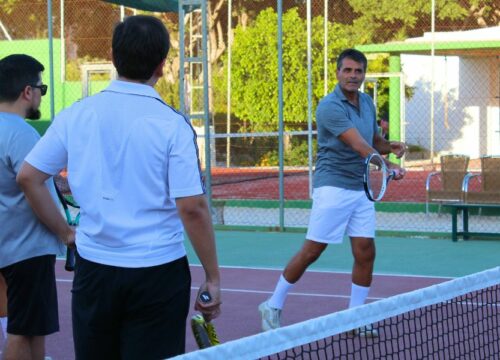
[0,260,449,359]
[211,169,435,202]
[58,166,483,203]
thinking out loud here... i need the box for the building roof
[357,26,500,57]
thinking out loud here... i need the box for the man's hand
[63,227,76,249]
[194,281,221,322]
[390,141,407,158]
[388,164,406,180]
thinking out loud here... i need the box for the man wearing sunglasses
[0,54,66,360]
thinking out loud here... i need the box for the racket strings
[364,154,388,201]
[368,164,386,200]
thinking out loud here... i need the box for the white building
[359,26,500,160]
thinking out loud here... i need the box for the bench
[442,203,500,242]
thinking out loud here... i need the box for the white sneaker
[258,300,281,331]
[350,324,379,338]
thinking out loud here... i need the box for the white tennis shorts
[306,186,375,244]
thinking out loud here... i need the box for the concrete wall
[402,54,499,158]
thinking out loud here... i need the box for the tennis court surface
[1,230,500,359]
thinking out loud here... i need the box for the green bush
[260,138,317,167]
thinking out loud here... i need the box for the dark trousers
[72,254,191,360]
[1,255,59,336]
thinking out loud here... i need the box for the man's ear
[20,85,33,102]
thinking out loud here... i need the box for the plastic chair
[463,156,500,204]
[425,154,470,214]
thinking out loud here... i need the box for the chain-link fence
[1,0,499,237]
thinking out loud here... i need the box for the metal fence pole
[307,0,313,199]
[278,0,284,230]
[430,0,436,163]
[226,0,232,168]
[47,0,55,121]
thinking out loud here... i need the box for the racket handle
[389,169,399,180]
[196,291,220,346]
[65,247,75,272]
[199,291,212,304]
[199,291,214,323]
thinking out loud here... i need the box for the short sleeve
[25,119,68,176]
[167,118,204,198]
[316,99,353,137]
[10,129,40,174]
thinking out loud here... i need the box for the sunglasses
[31,84,48,96]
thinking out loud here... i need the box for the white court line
[54,278,384,301]
[188,286,384,301]
[189,263,454,280]
[55,263,449,301]
[57,257,456,280]
[56,259,453,280]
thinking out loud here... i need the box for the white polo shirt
[25,80,205,267]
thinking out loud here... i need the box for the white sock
[348,283,370,308]
[267,274,294,310]
[0,317,7,338]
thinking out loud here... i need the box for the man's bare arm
[16,162,74,245]
[339,129,406,180]
[176,194,221,321]
[373,133,406,158]
[338,128,376,158]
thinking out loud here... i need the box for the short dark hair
[336,49,367,72]
[112,15,170,81]
[0,54,44,102]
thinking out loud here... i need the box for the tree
[347,0,499,42]
[228,7,350,132]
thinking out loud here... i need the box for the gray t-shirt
[0,112,63,268]
[313,84,378,190]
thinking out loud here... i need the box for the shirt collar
[104,80,165,104]
[333,84,349,102]
[333,84,364,108]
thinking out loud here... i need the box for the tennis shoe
[259,300,281,331]
[350,324,379,338]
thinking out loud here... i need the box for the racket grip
[65,247,75,272]
[199,291,214,323]
[199,291,212,304]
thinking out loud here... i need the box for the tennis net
[174,266,500,360]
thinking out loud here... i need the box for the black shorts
[72,254,191,360]
[0,255,59,336]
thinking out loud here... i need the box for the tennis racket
[191,291,220,349]
[363,152,396,202]
[54,180,80,271]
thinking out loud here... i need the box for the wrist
[206,275,220,286]
[57,225,73,244]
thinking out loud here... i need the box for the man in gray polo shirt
[0,54,67,360]
[260,49,407,335]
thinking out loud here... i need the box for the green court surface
[185,230,500,278]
